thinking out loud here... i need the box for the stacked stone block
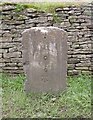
[0,3,92,75]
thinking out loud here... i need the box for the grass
[1,73,91,118]
[0,2,87,23]
[1,2,82,13]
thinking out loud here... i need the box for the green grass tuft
[1,73,91,118]
[18,2,81,13]
[1,2,81,13]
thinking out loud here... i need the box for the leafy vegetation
[1,73,91,118]
[0,2,82,23]
[1,2,81,13]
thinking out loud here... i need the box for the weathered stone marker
[22,27,67,93]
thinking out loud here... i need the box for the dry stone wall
[0,3,93,75]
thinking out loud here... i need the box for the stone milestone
[22,27,67,93]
